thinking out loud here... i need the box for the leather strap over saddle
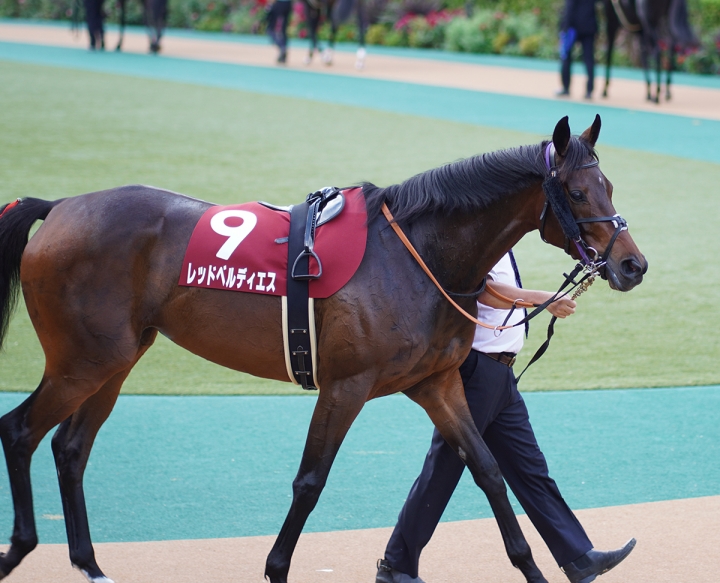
[264,187,344,390]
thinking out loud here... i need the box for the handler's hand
[547,297,576,319]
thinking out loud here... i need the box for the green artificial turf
[1,60,719,395]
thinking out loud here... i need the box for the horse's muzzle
[603,254,648,291]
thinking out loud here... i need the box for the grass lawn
[1,60,719,395]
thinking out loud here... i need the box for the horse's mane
[363,136,597,224]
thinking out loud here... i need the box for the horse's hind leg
[264,383,367,583]
[665,44,675,100]
[406,372,547,583]
[0,374,110,577]
[52,329,158,583]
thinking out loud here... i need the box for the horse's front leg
[602,5,619,98]
[115,0,126,51]
[264,384,367,583]
[653,45,662,103]
[638,33,655,101]
[406,372,547,583]
[665,44,675,101]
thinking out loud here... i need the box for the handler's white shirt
[471,253,525,354]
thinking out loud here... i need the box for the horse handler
[376,251,636,583]
[266,0,292,63]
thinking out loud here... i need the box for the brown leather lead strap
[381,203,514,331]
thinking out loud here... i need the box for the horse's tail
[333,0,355,25]
[668,0,699,48]
[0,198,59,350]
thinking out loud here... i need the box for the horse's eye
[569,190,585,202]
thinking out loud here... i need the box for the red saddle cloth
[179,188,367,298]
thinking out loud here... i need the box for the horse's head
[538,115,647,291]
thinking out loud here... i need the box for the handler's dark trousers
[384,350,593,578]
[84,0,104,50]
[561,33,595,95]
[266,0,292,53]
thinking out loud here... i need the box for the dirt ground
[1,22,719,121]
[1,21,719,583]
[4,496,719,582]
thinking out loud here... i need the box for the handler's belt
[283,186,343,390]
[484,352,517,367]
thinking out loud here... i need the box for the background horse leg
[302,0,322,64]
[638,33,655,101]
[665,43,675,100]
[51,330,158,583]
[653,42,662,103]
[602,0,620,97]
[406,373,548,583]
[264,385,367,583]
[116,0,125,51]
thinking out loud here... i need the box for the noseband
[539,142,628,269]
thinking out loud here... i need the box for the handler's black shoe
[376,559,426,583]
[561,538,636,583]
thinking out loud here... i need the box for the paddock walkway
[0,20,719,583]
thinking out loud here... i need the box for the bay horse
[602,0,698,102]
[0,115,646,583]
[82,0,167,53]
[302,0,368,68]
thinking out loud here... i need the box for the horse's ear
[552,116,571,157]
[580,114,602,147]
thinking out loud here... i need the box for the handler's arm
[479,281,577,319]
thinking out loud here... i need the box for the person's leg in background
[579,33,596,98]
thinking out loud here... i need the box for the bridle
[380,140,633,378]
[540,142,628,272]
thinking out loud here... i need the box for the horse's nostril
[622,258,644,278]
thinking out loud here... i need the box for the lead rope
[381,203,594,331]
[381,202,599,380]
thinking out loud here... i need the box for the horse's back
[24,185,207,291]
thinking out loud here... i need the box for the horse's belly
[158,287,290,382]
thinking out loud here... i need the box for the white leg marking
[75,566,115,583]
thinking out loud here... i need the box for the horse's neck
[414,185,541,293]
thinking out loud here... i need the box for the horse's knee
[291,472,326,507]
[466,450,506,497]
[0,401,35,456]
